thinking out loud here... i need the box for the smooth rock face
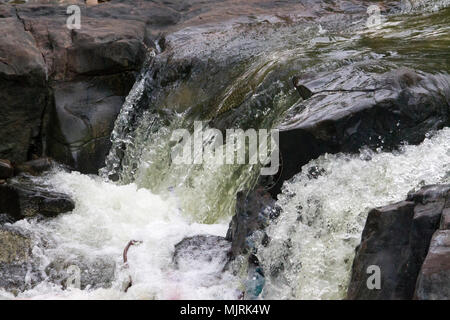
[0,16,47,163]
[347,184,450,300]
[0,175,75,220]
[271,70,450,197]
[414,190,450,300]
[46,74,135,173]
[173,235,231,270]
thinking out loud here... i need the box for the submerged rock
[0,226,42,293]
[226,188,278,259]
[173,235,231,270]
[0,174,75,220]
[347,184,450,300]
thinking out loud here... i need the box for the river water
[1,0,449,299]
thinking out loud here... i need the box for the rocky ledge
[347,184,450,300]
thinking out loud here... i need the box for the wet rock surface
[347,184,450,300]
[0,226,42,293]
[0,174,75,220]
[0,159,14,179]
[226,188,278,259]
[173,235,231,270]
[271,70,450,197]
[1,0,362,173]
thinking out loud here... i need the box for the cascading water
[1,1,449,299]
[257,128,450,300]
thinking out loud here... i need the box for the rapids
[1,1,449,299]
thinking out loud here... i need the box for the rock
[270,70,450,197]
[0,14,47,163]
[45,73,136,173]
[14,157,55,176]
[0,226,38,292]
[44,257,116,290]
[347,184,450,300]
[0,159,14,179]
[0,227,31,264]
[226,188,278,259]
[0,174,75,220]
[414,230,450,300]
[414,190,450,300]
[173,235,231,270]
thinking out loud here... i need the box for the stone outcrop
[270,70,450,196]
[0,159,14,179]
[173,235,231,271]
[347,184,450,300]
[0,226,39,293]
[2,0,347,173]
[0,174,75,220]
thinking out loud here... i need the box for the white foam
[2,172,240,300]
[258,128,450,299]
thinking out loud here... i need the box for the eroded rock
[0,174,75,220]
[0,159,14,179]
[0,226,41,292]
[347,184,450,300]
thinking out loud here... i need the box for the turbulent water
[1,1,449,299]
[258,128,450,300]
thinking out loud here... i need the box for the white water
[0,172,240,300]
[1,128,447,300]
[258,128,450,300]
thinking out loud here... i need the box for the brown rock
[347,184,450,300]
[14,157,54,176]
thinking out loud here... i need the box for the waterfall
[1,2,449,300]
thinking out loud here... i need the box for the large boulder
[414,192,450,300]
[0,159,14,179]
[347,184,450,300]
[414,230,450,300]
[270,70,450,196]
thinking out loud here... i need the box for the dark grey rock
[14,157,55,176]
[0,174,75,220]
[414,230,450,300]
[226,188,277,259]
[271,70,450,197]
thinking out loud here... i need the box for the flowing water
[1,1,449,299]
